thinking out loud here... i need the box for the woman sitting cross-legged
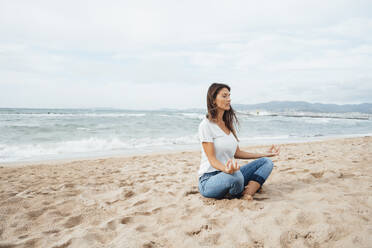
[198,83,280,200]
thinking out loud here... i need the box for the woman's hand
[224,159,240,174]
[267,144,280,157]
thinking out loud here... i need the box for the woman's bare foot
[242,181,261,200]
[242,193,253,201]
[241,188,254,200]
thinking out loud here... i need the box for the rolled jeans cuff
[250,174,265,185]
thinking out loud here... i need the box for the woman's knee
[261,157,274,170]
[226,173,244,192]
[227,172,244,183]
[199,173,244,198]
[199,182,219,198]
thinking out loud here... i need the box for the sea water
[1,108,371,163]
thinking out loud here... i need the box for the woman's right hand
[267,144,280,157]
[224,159,240,174]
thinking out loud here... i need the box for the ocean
[1,108,371,163]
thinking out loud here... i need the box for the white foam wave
[239,135,290,141]
[76,127,91,131]
[2,123,41,127]
[303,118,331,124]
[157,113,204,120]
[237,110,274,116]
[0,134,199,163]
[278,111,371,120]
[0,113,146,117]
[179,113,204,120]
[303,117,367,125]
[236,110,372,120]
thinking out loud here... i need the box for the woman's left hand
[267,144,280,157]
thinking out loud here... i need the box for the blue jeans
[198,157,274,199]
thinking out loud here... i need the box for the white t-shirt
[198,117,238,178]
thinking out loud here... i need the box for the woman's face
[214,87,231,111]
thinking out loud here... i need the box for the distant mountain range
[231,101,372,114]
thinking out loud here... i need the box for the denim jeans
[198,157,274,199]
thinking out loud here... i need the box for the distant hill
[232,101,372,114]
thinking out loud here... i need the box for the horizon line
[1,100,371,111]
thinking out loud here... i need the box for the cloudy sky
[1,0,372,110]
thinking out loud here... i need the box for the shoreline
[2,134,371,168]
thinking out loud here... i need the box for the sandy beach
[0,136,371,247]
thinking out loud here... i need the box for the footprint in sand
[133,211,152,216]
[27,209,45,219]
[184,186,199,196]
[185,224,210,236]
[254,197,269,201]
[310,171,324,178]
[42,201,52,206]
[184,189,199,196]
[123,190,135,198]
[63,183,76,189]
[151,207,162,214]
[237,241,264,248]
[296,212,314,227]
[167,190,176,196]
[132,199,148,207]
[106,220,117,230]
[243,201,265,211]
[51,239,72,248]
[135,224,146,232]
[305,159,317,164]
[49,210,71,217]
[17,234,29,240]
[279,167,293,172]
[206,218,220,227]
[280,230,301,248]
[120,216,133,224]
[139,186,150,193]
[337,172,354,179]
[18,238,41,248]
[142,241,157,248]
[63,215,83,228]
[43,229,60,235]
[199,233,221,246]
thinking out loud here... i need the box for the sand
[0,136,371,248]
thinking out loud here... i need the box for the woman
[198,83,280,200]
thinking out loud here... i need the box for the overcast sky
[1,0,372,110]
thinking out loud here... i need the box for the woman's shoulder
[199,117,220,136]
[199,116,213,127]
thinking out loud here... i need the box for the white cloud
[1,0,372,109]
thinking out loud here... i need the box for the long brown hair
[206,83,240,141]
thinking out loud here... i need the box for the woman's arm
[202,142,239,173]
[202,142,227,171]
[234,145,280,159]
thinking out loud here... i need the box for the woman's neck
[215,110,224,123]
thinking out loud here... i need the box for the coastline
[0,136,371,247]
[2,134,371,168]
